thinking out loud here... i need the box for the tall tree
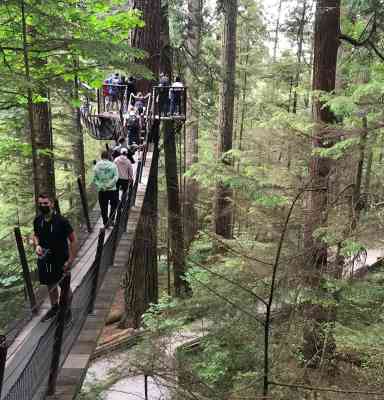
[292,0,309,114]
[184,0,202,246]
[122,0,161,327]
[161,0,189,296]
[130,0,161,92]
[121,134,159,328]
[303,0,341,366]
[214,0,238,239]
[21,1,56,203]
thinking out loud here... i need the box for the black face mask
[39,206,51,215]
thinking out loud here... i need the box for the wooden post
[54,198,61,215]
[167,236,171,296]
[183,87,187,117]
[111,200,123,262]
[77,177,92,233]
[97,88,100,114]
[0,335,7,399]
[89,228,105,313]
[14,226,38,315]
[144,375,148,400]
[132,160,142,206]
[47,274,71,395]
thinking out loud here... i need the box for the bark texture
[130,0,161,92]
[122,137,159,328]
[31,93,56,200]
[184,0,202,246]
[303,0,340,367]
[214,0,237,239]
[163,120,189,296]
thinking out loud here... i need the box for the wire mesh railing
[0,138,148,400]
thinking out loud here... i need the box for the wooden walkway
[47,151,152,400]
[1,150,153,400]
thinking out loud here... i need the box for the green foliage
[312,138,359,160]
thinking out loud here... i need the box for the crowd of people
[32,73,186,324]
[157,73,185,117]
[102,73,137,112]
[102,72,185,118]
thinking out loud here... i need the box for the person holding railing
[33,193,78,322]
[93,150,119,227]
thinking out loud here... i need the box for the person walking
[114,148,134,194]
[93,150,119,226]
[33,193,78,322]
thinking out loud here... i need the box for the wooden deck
[1,151,153,400]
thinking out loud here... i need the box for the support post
[97,88,100,114]
[132,160,142,206]
[0,335,7,399]
[47,274,71,395]
[89,228,105,313]
[144,375,148,400]
[14,226,38,315]
[54,198,61,215]
[111,195,124,262]
[167,236,171,296]
[77,177,92,233]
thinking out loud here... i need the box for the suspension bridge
[0,84,187,400]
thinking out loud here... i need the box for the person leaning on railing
[32,193,78,322]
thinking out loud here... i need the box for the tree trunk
[31,98,56,200]
[122,0,160,324]
[73,75,86,187]
[163,120,189,296]
[122,137,159,328]
[273,0,283,62]
[130,0,161,93]
[160,0,173,79]
[21,1,55,205]
[292,0,308,114]
[184,0,202,247]
[214,0,237,239]
[303,0,340,367]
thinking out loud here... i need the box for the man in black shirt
[33,194,78,322]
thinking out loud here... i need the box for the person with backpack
[93,150,119,226]
[114,148,134,194]
[126,111,140,145]
[33,193,78,322]
[112,137,127,159]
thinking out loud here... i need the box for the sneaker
[42,304,59,322]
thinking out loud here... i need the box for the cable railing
[0,142,148,400]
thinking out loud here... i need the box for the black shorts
[37,254,65,286]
